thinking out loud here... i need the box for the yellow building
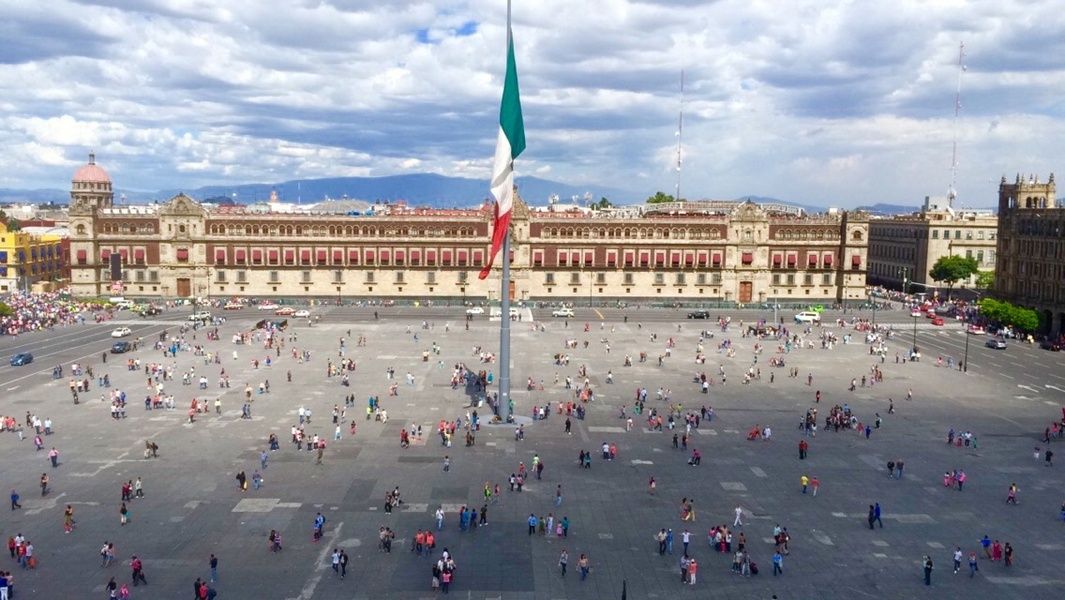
[0,222,67,293]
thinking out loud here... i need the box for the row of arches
[540,227,725,240]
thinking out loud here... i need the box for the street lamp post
[961,290,982,373]
[911,314,919,358]
[962,327,970,372]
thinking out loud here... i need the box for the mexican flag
[479,31,526,280]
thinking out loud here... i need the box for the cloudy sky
[1,0,1063,207]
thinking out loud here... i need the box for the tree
[928,255,979,296]
[978,298,1040,332]
[645,191,676,204]
[0,301,11,317]
[595,197,613,210]
[974,270,994,289]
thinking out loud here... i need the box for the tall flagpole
[497,0,514,423]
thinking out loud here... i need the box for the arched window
[76,224,86,235]
[852,230,863,241]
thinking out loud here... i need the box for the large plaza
[0,302,1061,599]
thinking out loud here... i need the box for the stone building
[867,196,997,294]
[67,155,870,304]
[995,173,1065,334]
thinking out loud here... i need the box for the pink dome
[72,152,110,183]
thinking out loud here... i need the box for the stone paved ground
[0,304,1061,599]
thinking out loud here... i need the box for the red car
[931,316,945,326]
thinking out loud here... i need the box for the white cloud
[0,0,1061,206]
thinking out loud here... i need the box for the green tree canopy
[0,301,11,317]
[974,270,995,289]
[978,298,1040,332]
[595,197,613,209]
[645,191,676,204]
[929,255,979,295]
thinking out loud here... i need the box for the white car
[257,303,280,311]
[465,307,485,315]
[294,309,310,318]
[223,302,243,310]
[110,327,132,338]
[793,311,821,324]
[552,308,575,318]
[189,311,212,321]
[910,310,922,318]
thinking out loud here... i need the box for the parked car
[465,307,484,315]
[257,303,280,311]
[1041,340,1063,352]
[110,341,133,354]
[294,309,311,318]
[985,338,1007,349]
[111,327,132,338]
[275,307,295,316]
[188,311,212,322]
[793,311,821,324]
[9,352,33,366]
[686,310,711,319]
[552,308,575,318]
[224,302,244,310]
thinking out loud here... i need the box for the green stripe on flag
[500,37,525,159]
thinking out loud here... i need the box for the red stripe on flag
[478,210,511,280]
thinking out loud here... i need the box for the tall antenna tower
[675,70,685,202]
[947,41,966,207]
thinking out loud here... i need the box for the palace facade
[67,155,870,304]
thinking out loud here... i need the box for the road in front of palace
[0,304,1060,599]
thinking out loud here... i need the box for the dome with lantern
[72,152,112,188]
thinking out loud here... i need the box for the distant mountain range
[2,174,945,215]
[0,174,638,208]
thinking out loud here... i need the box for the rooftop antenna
[947,41,966,208]
[675,69,685,202]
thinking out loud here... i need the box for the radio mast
[948,42,966,208]
[675,70,684,202]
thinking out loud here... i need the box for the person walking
[810,476,820,497]
[733,506,743,527]
[800,475,809,494]
[772,551,783,575]
[339,549,348,578]
[953,547,962,574]
[867,505,876,530]
[578,553,590,581]
[923,555,933,586]
[968,551,979,577]
[558,549,568,577]
[119,502,129,526]
[130,555,147,586]
[63,505,75,533]
[874,502,883,528]
[209,554,218,582]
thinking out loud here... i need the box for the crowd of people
[3,292,1062,597]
